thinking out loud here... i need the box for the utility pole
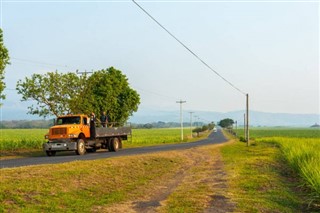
[176,100,186,141]
[244,113,246,141]
[246,93,250,146]
[76,70,93,75]
[189,112,194,139]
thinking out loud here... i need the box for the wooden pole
[246,94,250,146]
[244,113,246,141]
[176,100,186,141]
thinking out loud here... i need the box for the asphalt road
[0,129,227,169]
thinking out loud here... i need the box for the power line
[132,0,246,95]
[11,57,181,102]
[11,57,87,71]
[134,85,177,101]
[12,57,69,68]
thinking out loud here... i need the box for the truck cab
[46,114,90,142]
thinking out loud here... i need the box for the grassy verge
[221,139,318,212]
[0,153,184,212]
[233,128,320,207]
[0,144,224,212]
[257,137,320,206]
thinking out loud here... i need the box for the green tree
[208,122,215,130]
[201,125,209,132]
[0,28,10,103]
[16,67,140,123]
[82,67,140,124]
[16,71,83,117]
[218,118,234,128]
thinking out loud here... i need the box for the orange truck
[43,114,131,156]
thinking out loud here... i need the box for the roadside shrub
[239,136,246,142]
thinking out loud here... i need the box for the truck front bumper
[43,141,77,151]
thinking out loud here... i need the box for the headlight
[68,134,78,138]
[45,135,49,139]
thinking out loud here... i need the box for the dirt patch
[103,143,236,212]
[131,151,202,212]
[204,150,236,213]
[132,170,187,212]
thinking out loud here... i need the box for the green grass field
[235,127,320,138]
[129,128,200,147]
[232,127,320,206]
[0,129,47,151]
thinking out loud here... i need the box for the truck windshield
[56,116,81,125]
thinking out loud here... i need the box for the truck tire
[76,139,86,155]
[46,151,56,157]
[109,137,119,152]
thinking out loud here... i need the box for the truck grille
[52,128,67,135]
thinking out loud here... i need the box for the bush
[201,125,208,132]
[239,136,246,142]
[192,127,202,133]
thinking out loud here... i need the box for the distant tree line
[0,120,53,129]
[192,122,215,134]
[132,121,206,129]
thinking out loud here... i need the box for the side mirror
[53,118,56,126]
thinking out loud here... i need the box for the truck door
[81,116,90,138]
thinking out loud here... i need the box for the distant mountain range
[129,109,320,127]
[1,108,319,127]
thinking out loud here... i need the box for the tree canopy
[17,71,83,117]
[218,118,234,128]
[16,67,140,123]
[80,67,140,123]
[0,28,10,103]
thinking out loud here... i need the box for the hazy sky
[1,0,319,120]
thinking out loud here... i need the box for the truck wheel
[46,151,56,157]
[110,137,119,152]
[76,139,86,155]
